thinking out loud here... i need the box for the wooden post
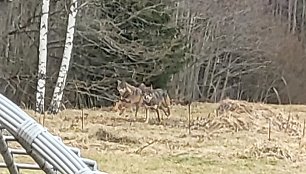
[303,119,306,137]
[268,118,271,141]
[81,108,84,130]
[35,110,38,122]
[188,101,191,135]
[43,112,46,127]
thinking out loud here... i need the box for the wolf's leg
[145,106,152,123]
[155,109,161,123]
[112,102,119,112]
[165,106,171,116]
[135,104,139,118]
[159,107,164,120]
[159,106,168,118]
[161,103,171,117]
[119,106,125,116]
[145,108,148,120]
[145,109,150,123]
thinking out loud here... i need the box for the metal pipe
[0,93,108,174]
[33,139,71,174]
[0,110,19,132]
[0,99,23,124]
[4,135,95,170]
[0,162,39,170]
[9,149,26,155]
[0,94,31,121]
[0,131,19,174]
[42,132,87,169]
[26,148,55,174]
[38,135,80,172]
[0,117,16,135]
[80,158,98,171]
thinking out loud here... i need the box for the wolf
[112,98,134,116]
[116,80,152,118]
[142,88,171,123]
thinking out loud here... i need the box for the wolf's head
[117,80,128,96]
[138,83,153,93]
[143,90,154,103]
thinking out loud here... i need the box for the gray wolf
[142,88,171,123]
[112,98,134,116]
[116,80,152,118]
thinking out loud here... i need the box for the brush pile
[244,141,295,161]
[195,99,302,135]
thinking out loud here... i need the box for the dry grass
[2,99,306,173]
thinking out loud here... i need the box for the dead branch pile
[95,128,140,145]
[244,141,295,161]
[195,99,302,135]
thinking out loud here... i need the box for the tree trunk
[48,0,78,114]
[288,0,292,32]
[207,56,218,99]
[220,54,232,101]
[302,0,305,42]
[36,0,50,113]
[4,1,13,64]
[292,0,298,34]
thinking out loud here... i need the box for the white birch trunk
[48,0,78,114]
[36,0,50,113]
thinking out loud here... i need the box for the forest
[0,0,305,111]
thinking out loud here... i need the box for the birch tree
[48,0,78,114]
[36,0,50,113]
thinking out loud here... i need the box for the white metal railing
[0,94,107,174]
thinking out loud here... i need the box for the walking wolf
[116,80,152,118]
[142,88,171,123]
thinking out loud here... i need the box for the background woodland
[0,0,305,109]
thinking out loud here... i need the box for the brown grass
[2,99,306,174]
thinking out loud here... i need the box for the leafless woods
[0,0,305,110]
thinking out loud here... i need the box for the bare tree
[48,0,78,114]
[36,0,50,113]
[2,0,306,108]
[292,0,297,34]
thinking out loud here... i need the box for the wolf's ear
[150,84,153,90]
[117,80,121,85]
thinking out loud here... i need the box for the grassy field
[1,99,306,174]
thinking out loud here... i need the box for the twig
[268,118,271,141]
[135,140,157,154]
[285,112,290,133]
[272,87,281,105]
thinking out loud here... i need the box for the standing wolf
[115,80,152,118]
[142,88,171,123]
